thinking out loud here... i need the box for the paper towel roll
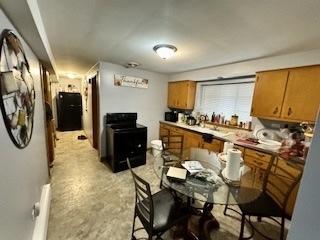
[225,149,242,181]
[223,142,234,154]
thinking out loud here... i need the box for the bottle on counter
[219,114,224,124]
[230,114,239,126]
[211,112,215,122]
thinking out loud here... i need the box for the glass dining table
[153,147,266,239]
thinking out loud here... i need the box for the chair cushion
[239,192,284,217]
[137,188,188,234]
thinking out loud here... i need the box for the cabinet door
[176,81,188,109]
[202,139,222,153]
[168,81,196,110]
[167,82,178,108]
[281,66,320,122]
[177,81,196,109]
[184,131,202,149]
[251,71,288,118]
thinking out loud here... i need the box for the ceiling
[37,0,320,75]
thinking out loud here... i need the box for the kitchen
[1,1,320,240]
[158,65,319,223]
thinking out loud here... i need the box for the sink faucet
[212,125,219,131]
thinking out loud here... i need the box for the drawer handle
[288,107,293,116]
[253,160,263,166]
[273,107,279,114]
[255,153,265,158]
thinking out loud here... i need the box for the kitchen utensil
[258,139,281,150]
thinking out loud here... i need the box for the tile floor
[47,131,287,240]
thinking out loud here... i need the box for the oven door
[114,128,147,162]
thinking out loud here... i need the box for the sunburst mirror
[0,29,36,148]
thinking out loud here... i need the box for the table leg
[199,202,220,239]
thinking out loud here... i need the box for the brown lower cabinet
[159,122,303,216]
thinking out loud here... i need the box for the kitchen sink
[185,125,233,138]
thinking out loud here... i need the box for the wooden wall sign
[114,74,148,89]
[0,29,36,148]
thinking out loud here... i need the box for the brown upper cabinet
[168,80,196,110]
[251,70,288,118]
[251,65,320,122]
[281,66,320,122]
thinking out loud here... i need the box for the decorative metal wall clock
[0,29,36,148]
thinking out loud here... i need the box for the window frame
[195,77,256,122]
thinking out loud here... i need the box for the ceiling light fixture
[153,44,177,60]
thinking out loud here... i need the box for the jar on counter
[230,114,238,126]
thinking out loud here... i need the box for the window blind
[199,81,254,122]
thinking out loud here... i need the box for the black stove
[105,113,147,172]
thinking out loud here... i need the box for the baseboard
[32,184,51,240]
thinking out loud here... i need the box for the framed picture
[0,29,36,148]
[114,74,148,89]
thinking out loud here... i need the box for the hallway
[47,131,283,240]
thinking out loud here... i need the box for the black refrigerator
[56,92,82,131]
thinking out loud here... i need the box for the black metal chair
[224,158,304,240]
[127,158,188,240]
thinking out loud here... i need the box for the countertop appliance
[56,92,82,131]
[186,116,196,126]
[106,113,147,172]
[178,113,185,123]
[165,111,178,122]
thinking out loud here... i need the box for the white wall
[287,113,320,239]
[170,49,320,81]
[98,62,169,157]
[0,9,49,240]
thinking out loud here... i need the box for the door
[251,70,288,118]
[91,75,99,149]
[40,66,54,171]
[281,66,320,122]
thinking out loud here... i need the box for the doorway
[85,74,99,150]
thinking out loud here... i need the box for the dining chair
[159,134,184,188]
[127,158,188,240]
[224,158,304,240]
[161,134,184,157]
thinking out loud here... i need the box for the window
[198,79,255,122]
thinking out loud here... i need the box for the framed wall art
[114,74,148,89]
[0,29,36,148]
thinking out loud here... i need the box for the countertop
[160,120,280,156]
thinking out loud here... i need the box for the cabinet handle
[255,152,265,158]
[288,107,293,116]
[253,160,263,166]
[273,107,278,114]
